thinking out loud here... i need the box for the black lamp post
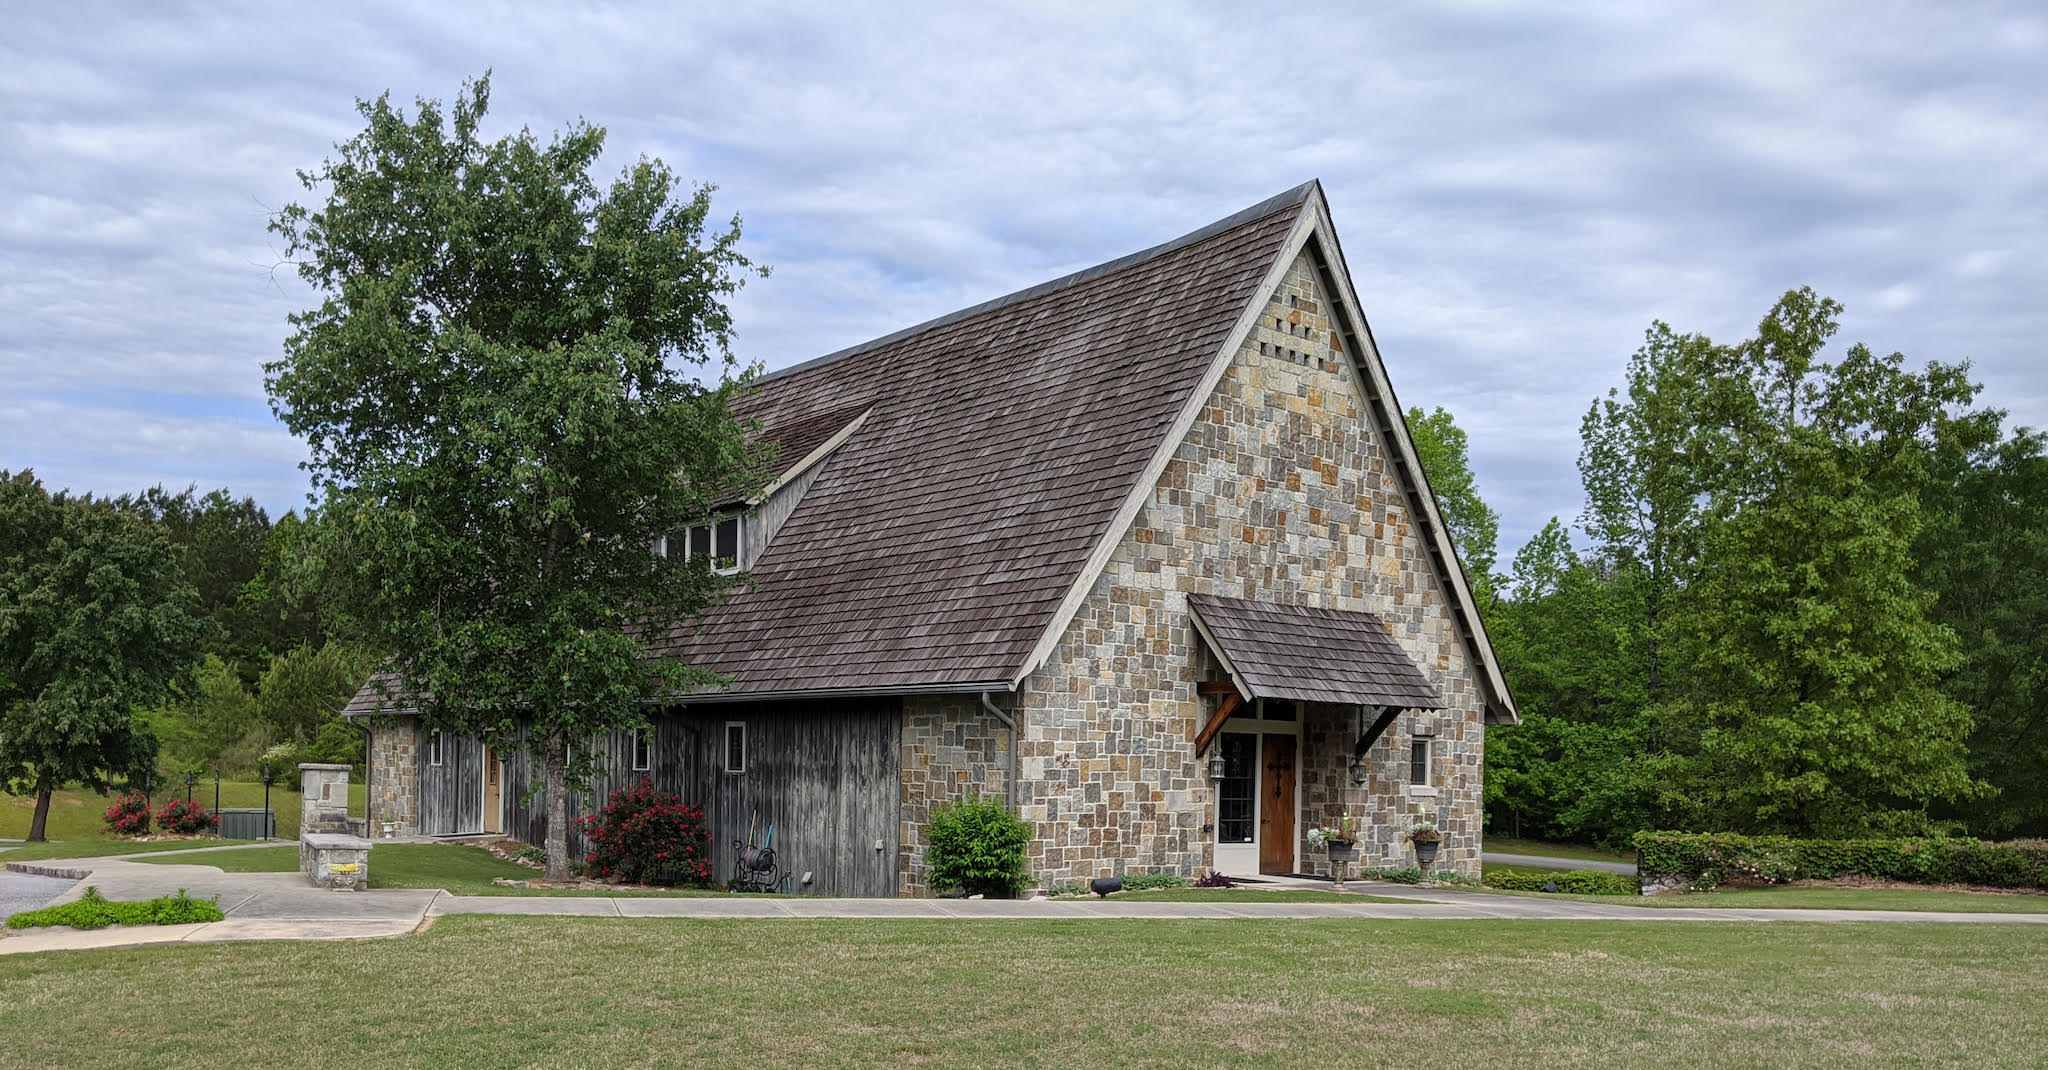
[185,770,196,805]
[260,762,272,841]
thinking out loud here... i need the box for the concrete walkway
[4,852,2043,956]
[1483,851,1638,874]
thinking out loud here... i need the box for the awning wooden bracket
[1353,706,1402,759]
[1191,690,1244,756]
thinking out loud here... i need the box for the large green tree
[1591,290,1987,834]
[266,77,764,877]
[0,471,209,840]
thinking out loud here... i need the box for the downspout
[980,691,1019,806]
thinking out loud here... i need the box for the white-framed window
[428,730,445,767]
[632,728,652,771]
[667,513,744,573]
[723,721,746,774]
[1409,738,1431,785]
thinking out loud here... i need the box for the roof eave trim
[1011,194,1322,687]
[344,676,1020,717]
[1296,195,1519,724]
[749,407,872,505]
[1184,604,1254,702]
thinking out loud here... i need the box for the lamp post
[185,770,196,805]
[260,762,272,841]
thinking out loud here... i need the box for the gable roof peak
[756,181,1323,389]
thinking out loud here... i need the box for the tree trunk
[27,778,54,843]
[543,730,570,882]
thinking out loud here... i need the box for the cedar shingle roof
[1186,594,1446,710]
[644,185,1312,695]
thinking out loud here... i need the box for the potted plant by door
[1410,822,1441,866]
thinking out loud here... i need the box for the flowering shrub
[575,778,714,887]
[103,791,152,836]
[155,798,219,835]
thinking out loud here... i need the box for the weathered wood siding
[416,732,486,835]
[498,698,902,897]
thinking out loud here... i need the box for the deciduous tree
[0,471,208,841]
[266,77,764,878]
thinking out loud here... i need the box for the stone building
[347,181,1518,895]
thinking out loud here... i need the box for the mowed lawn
[2,918,2044,1068]
[1,781,365,842]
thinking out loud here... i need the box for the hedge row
[1632,832,2048,891]
[1484,867,1639,896]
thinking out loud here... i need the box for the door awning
[1187,594,1447,710]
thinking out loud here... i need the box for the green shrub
[1426,869,1481,887]
[7,886,224,930]
[1485,867,1639,895]
[925,796,1031,897]
[1367,866,1423,885]
[1632,832,2048,892]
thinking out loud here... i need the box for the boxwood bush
[1484,867,1639,895]
[1633,832,2048,891]
[925,797,1031,897]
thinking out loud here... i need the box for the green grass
[1,917,2043,1068]
[136,843,738,898]
[0,839,262,862]
[1101,888,1408,904]
[1481,836,1635,864]
[1,781,365,842]
[1469,883,2048,914]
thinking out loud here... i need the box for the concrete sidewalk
[5,852,2044,957]
[1,855,436,956]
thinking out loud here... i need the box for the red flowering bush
[155,798,219,835]
[575,778,714,887]
[103,791,152,836]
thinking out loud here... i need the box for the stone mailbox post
[298,763,371,891]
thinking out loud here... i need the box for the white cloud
[0,0,2042,551]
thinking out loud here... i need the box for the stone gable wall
[367,720,420,835]
[1007,251,1487,886]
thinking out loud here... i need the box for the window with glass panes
[670,514,743,572]
[1217,733,1257,843]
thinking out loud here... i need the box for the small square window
[724,722,746,774]
[1409,739,1430,785]
[632,729,652,772]
[428,731,444,767]
[690,523,712,558]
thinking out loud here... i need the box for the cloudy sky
[3,1,2042,557]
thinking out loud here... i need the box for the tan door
[482,747,502,834]
[1259,735,1296,874]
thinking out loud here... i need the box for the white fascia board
[1297,195,1519,725]
[750,407,873,505]
[1011,202,1320,688]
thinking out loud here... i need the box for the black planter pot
[1327,841,1358,864]
[1413,839,1440,866]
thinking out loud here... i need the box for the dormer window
[668,513,744,573]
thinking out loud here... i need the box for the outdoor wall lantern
[1207,751,1228,780]
[1348,752,1370,786]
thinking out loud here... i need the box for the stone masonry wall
[898,694,1013,895]
[1011,251,1488,887]
[367,719,419,835]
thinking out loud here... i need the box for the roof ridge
[754,180,1321,387]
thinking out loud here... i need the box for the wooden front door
[482,746,501,834]
[1259,734,1296,874]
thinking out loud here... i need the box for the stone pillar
[299,763,354,836]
